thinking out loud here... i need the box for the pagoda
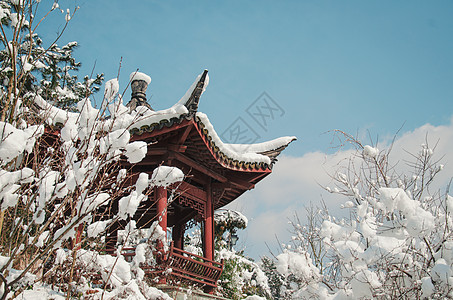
[106,70,296,291]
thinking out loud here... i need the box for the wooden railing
[114,243,224,288]
[166,243,223,288]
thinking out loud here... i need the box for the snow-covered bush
[217,247,271,300]
[273,131,453,299]
[214,209,248,250]
[0,2,182,298]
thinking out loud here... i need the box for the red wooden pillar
[156,186,167,284]
[203,181,215,293]
[172,223,184,250]
[156,186,168,249]
[203,181,214,261]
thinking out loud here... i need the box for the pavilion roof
[129,70,296,172]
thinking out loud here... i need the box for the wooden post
[172,223,184,250]
[204,181,214,261]
[156,186,167,284]
[203,180,215,293]
[156,186,167,250]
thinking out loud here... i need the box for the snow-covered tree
[273,131,453,299]
[0,2,179,298]
[0,0,103,120]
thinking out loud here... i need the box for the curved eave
[128,112,295,172]
[129,115,188,138]
[193,118,272,172]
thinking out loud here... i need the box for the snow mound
[130,71,151,84]
[150,166,184,188]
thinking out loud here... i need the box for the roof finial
[127,71,153,111]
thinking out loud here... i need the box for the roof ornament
[184,69,209,119]
[127,71,153,112]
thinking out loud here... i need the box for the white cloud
[227,118,453,260]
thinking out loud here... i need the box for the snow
[0,122,44,164]
[215,210,248,228]
[9,12,18,27]
[104,78,119,101]
[150,166,184,188]
[197,113,296,165]
[227,136,297,154]
[243,296,266,300]
[0,168,34,210]
[36,231,49,247]
[135,172,149,194]
[16,285,66,300]
[127,103,188,130]
[118,191,145,220]
[431,258,452,284]
[80,193,110,214]
[21,56,33,72]
[0,256,9,269]
[51,2,59,10]
[378,187,435,236]
[363,145,379,158]
[0,7,8,20]
[130,71,151,85]
[60,116,78,142]
[276,250,320,281]
[31,93,78,125]
[176,70,208,106]
[421,277,435,298]
[100,129,130,155]
[87,220,110,238]
[125,141,147,163]
[350,270,381,298]
[55,249,67,265]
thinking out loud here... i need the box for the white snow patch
[130,71,151,85]
[363,145,379,158]
[125,141,147,164]
[87,220,110,238]
[150,166,184,188]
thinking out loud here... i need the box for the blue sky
[38,1,453,258]
[42,0,453,155]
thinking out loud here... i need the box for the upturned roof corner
[183,69,209,118]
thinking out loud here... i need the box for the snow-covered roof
[31,70,295,171]
[128,70,296,170]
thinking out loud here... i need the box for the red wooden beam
[176,123,194,145]
[228,177,255,190]
[177,181,208,202]
[168,144,187,153]
[130,119,193,142]
[172,152,228,183]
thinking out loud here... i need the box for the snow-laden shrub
[0,1,186,299]
[0,75,184,298]
[217,248,271,300]
[266,132,453,299]
[272,132,453,299]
